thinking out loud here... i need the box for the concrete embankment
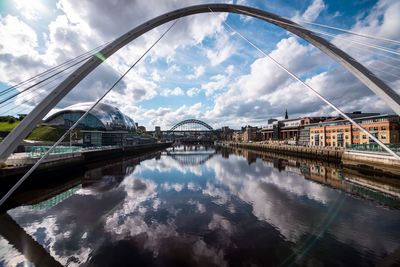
[229,142,344,163]
[0,142,172,180]
[342,150,400,177]
[227,142,400,177]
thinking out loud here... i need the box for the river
[0,145,400,266]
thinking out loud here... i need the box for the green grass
[0,121,20,132]
[0,121,71,141]
[27,125,66,141]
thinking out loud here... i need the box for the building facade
[261,117,330,144]
[309,114,400,147]
[44,102,139,147]
[231,126,262,142]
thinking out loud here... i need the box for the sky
[0,0,399,130]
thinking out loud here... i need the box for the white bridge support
[1,3,399,162]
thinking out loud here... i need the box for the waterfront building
[220,126,234,141]
[309,114,400,147]
[243,126,261,142]
[45,102,137,132]
[154,126,162,139]
[232,126,263,142]
[81,130,129,146]
[232,131,243,142]
[231,126,262,142]
[44,102,138,146]
[262,116,330,144]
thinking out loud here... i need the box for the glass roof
[45,102,136,131]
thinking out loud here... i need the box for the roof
[45,102,136,131]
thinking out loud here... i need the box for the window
[381,126,386,130]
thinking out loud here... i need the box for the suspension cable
[0,67,77,115]
[0,52,96,105]
[0,18,180,208]
[0,60,81,113]
[296,19,400,46]
[209,7,400,160]
[234,7,400,57]
[0,42,110,97]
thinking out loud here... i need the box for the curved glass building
[44,102,137,132]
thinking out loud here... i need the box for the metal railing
[346,143,400,153]
[25,146,82,158]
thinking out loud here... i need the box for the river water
[1,145,400,266]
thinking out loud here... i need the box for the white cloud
[201,65,235,97]
[0,15,38,59]
[142,102,204,129]
[187,65,205,80]
[293,0,326,22]
[206,33,236,66]
[186,87,201,97]
[14,0,50,21]
[161,86,184,97]
[206,36,323,126]
[151,70,161,81]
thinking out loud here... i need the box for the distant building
[309,114,400,147]
[220,126,234,141]
[243,126,258,142]
[232,126,262,142]
[44,102,138,146]
[262,116,331,144]
[232,131,243,142]
[45,102,137,132]
[343,111,380,119]
[154,126,162,139]
[137,126,147,132]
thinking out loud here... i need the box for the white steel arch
[1,3,399,161]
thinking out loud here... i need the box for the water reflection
[1,146,400,266]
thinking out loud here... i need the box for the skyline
[0,0,399,130]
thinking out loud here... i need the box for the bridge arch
[170,119,214,131]
[1,3,400,161]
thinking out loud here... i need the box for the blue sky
[0,0,399,129]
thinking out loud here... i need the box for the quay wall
[0,142,172,180]
[342,150,400,176]
[228,142,344,163]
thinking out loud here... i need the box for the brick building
[309,114,400,147]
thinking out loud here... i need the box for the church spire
[285,108,288,120]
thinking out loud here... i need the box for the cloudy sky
[0,0,399,130]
